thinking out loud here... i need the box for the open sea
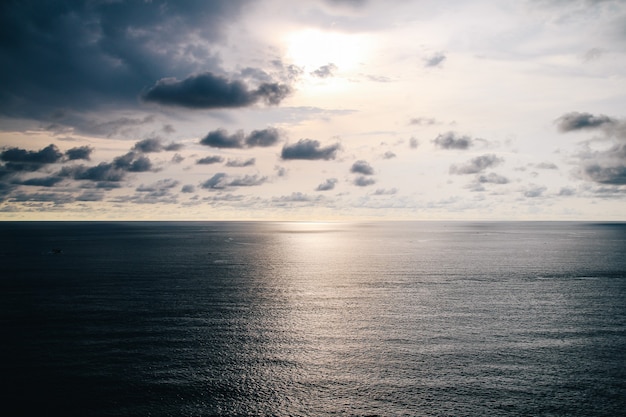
[1,221,625,416]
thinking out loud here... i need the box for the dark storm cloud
[0,0,250,120]
[1,144,63,165]
[281,139,341,160]
[201,173,267,190]
[409,137,419,149]
[65,146,93,161]
[556,112,617,132]
[316,178,338,191]
[226,158,256,167]
[354,176,376,186]
[197,156,224,165]
[424,52,446,68]
[382,151,396,159]
[311,63,338,78]
[200,127,282,149]
[450,154,503,175]
[433,132,473,150]
[350,160,375,175]
[142,72,292,109]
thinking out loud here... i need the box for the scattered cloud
[200,127,281,149]
[477,173,509,184]
[311,63,338,78]
[197,156,224,165]
[181,185,196,193]
[226,158,256,167]
[136,179,180,196]
[350,160,375,175]
[201,173,268,190]
[433,132,473,150]
[524,185,547,198]
[281,139,341,160]
[316,178,338,191]
[272,192,319,203]
[536,162,558,170]
[133,138,165,153]
[450,154,503,174]
[556,112,617,132]
[557,112,626,186]
[373,188,397,195]
[354,176,376,186]
[424,52,446,68]
[245,128,282,147]
[65,146,93,161]
[410,117,437,126]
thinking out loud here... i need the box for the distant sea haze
[1,221,625,416]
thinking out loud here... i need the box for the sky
[1,0,625,221]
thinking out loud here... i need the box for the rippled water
[1,221,625,416]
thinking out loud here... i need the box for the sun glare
[285,29,369,73]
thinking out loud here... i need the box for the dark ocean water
[1,221,625,416]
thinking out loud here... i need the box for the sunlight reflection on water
[1,221,625,416]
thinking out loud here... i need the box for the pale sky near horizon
[1,0,625,221]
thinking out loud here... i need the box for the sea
[1,221,625,416]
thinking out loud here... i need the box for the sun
[284,29,370,73]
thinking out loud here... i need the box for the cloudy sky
[1,0,625,220]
